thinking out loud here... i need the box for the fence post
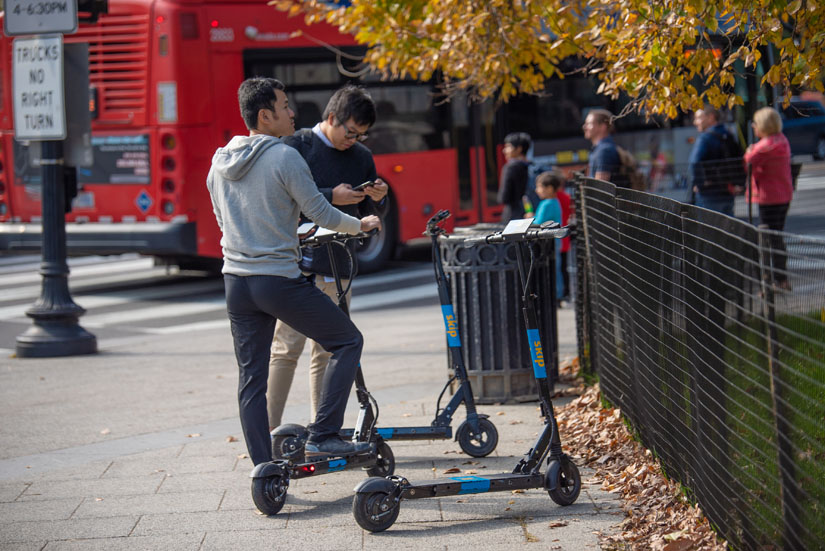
[757,225,801,550]
[574,176,597,378]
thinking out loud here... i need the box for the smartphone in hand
[352,181,375,191]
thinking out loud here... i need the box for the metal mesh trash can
[440,225,559,403]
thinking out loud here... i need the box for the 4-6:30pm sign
[3,0,78,36]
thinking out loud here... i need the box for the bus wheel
[356,207,397,274]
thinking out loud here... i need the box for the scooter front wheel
[251,473,289,515]
[352,490,400,532]
[546,456,581,506]
[365,440,395,477]
[457,418,499,457]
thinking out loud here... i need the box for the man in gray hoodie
[207,77,381,467]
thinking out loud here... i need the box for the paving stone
[5,461,113,484]
[130,509,286,536]
[202,528,360,550]
[0,498,81,523]
[361,518,527,550]
[0,543,47,551]
[72,490,224,518]
[155,471,248,494]
[0,482,28,502]
[103,454,235,479]
[525,513,620,549]
[18,476,163,502]
[0,516,136,544]
[177,437,247,459]
[42,533,204,551]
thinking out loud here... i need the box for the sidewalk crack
[127,515,141,536]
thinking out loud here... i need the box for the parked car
[781,99,825,160]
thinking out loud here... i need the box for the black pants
[224,273,363,465]
[560,250,570,299]
[759,203,790,283]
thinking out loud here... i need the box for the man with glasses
[267,84,389,432]
[207,77,381,471]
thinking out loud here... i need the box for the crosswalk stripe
[0,258,158,291]
[0,279,223,321]
[81,298,227,328]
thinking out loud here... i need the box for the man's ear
[326,112,337,126]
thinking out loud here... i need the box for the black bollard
[15,140,97,358]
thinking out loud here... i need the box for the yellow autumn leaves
[271,0,825,118]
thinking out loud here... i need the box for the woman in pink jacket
[745,106,794,289]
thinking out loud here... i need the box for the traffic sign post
[6,22,97,357]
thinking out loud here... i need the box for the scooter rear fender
[354,476,397,494]
[250,460,289,479]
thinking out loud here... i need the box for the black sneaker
[304,436,371,459]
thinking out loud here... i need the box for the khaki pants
[267,277,350,429]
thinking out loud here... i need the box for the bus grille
[68,13,150,126]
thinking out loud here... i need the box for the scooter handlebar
[425,209,451,236]
[300,227,378,247]
[462,225,569,247]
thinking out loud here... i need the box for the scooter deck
[400,473,545,499]
[340,426,452,441]
[290,449,378,479]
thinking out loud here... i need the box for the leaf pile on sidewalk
[555,366,726,551]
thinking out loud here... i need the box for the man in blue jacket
[688,105,742,215]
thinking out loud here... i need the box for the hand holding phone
[352,181,375,191]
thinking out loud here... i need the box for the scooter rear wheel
[251,473,289,515]
[546,456,581,506]
[365,440,395,477]
[271,433,306,463]
[457,418,499,457]
[353,490,400,532]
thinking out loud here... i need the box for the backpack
[615,146,646,190]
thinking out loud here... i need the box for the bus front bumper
[0,222,198,256]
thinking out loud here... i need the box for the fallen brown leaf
[226,436,238,443]
[443,467,461,474]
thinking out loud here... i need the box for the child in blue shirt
[533,171,563,226]
[532,171,564,301]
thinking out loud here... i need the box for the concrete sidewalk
[0,303,621,550]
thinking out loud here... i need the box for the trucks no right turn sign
[12,35,66,141]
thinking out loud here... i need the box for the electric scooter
[271,210,498,461]
[250,228,394,516]
[350,218,581,532]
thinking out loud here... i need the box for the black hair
[504,132,532,154]
[238,77,286,131]
[322,85,376,128]
[535,170,565,190]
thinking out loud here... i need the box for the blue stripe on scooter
[328,459,346,472]
[526,329,547,379]
[441,305,461,347]
[451,476,491,494]
[376,428,395,439]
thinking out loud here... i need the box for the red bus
[0,0,510,272]
[0,1,775,270]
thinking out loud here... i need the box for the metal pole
[757,225,801,550]
[15,140,97,357]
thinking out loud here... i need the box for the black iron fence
[574,176,825,550]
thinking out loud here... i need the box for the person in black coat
[497,132,532,222]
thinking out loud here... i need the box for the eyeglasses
[337,116,369,142]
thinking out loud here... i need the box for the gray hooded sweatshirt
[207,134,361,277]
